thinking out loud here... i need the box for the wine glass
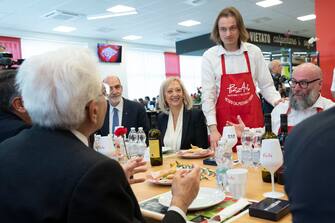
[260,138,285,198]
[222,125,238,149]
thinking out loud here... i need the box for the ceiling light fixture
[178,20,201,27]
[297,14,316,21]
[53,26,76,32]
[107,5,136,13]
[87,4,138,20]
[122,35,142,40]
[256,0,283,8]
[87,11,137,20]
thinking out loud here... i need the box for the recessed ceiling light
[122,35,142,40]
[178,20,201,27]
[53,26,76,32]
[87,11,137,20]
[107,5,136,13]
[256,0,283,8]
[297,14,316,21]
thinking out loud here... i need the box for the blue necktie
[112,107,119,134]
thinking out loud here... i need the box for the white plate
[158,187,225,210]
[177,149,214,159]
[162,146,173,154]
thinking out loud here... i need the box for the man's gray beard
[289,90,319,110]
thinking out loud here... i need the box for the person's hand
[122,157,148,184]
[170,166,201,213]
[209,125,221,149]
[226,115,246,138]
[274,98,286,106]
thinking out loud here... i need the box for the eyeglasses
[288,78,320,89]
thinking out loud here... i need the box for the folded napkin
[212,198,250,222]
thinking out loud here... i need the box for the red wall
[316,0,335,99]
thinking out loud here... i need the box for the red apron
[216,52,264,134]
[278,106,323,134]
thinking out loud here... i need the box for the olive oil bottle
[148,128,163,166]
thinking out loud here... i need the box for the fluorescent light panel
[53,26,76,32]
[256,0,283,8]
[87,4,137,20]
[297,14,316,21]
[178,20,201,27]
[107,5,136,13]
[87,11,137,20]
[122,35,142,40]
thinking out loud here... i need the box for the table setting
[131,125,291,223]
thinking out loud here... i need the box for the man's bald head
[292,62,322,80]
[103,75,123,106]
[103,75,121,86]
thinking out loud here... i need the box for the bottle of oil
[148,128,163,166]
[261,113,277,183]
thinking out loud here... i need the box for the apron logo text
[227,82,250,95]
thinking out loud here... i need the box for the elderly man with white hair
[0,47,201,223]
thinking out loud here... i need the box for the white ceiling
[0,0,315,48]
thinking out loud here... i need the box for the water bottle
[215,139,233,193]
[241,127,253,167]
[137,127,147,157]
[94,134,102,151]
[251,129,262,167]
[128,127,138,157]
[137,127,146,144]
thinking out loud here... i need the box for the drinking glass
[223,125,238,149]
[260,138,285,198]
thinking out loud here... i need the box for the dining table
[131,152,292,223]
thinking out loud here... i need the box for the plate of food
[147,161,215,185]
[177,145,213,159]
[146,168,175,185]
[158,187,225,210]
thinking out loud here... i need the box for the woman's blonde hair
[158,77,193,114]
[210,6,249,46]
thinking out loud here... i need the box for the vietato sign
[247,28,313,49]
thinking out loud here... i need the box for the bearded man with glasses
[270,62,334,134]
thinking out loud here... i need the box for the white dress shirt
[201,42,281,126]
[109,98,124,134]
[271,95,334,134]
[164,105,184,151]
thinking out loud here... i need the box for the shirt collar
[311,94,324,109]
[111,97,123,111]
[70,129,89,147]
[217,41,248,56]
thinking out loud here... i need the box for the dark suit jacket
[98,98,149,136]
[284,106,335,223]
[0,126,185,223]
[0,110,30,143]
[157,107,209,150]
